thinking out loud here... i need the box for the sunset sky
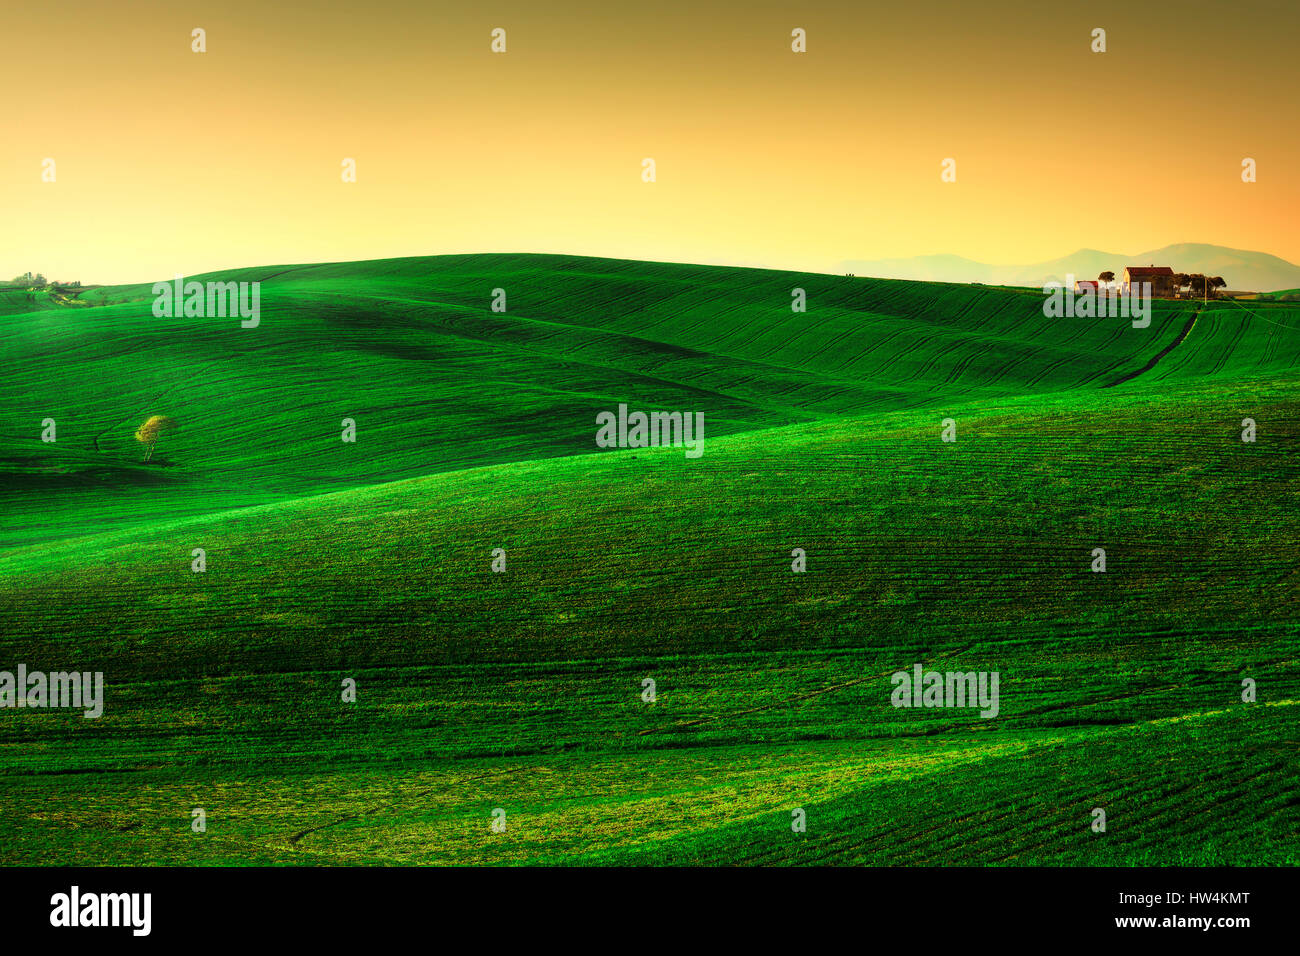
[4,0,1297,283]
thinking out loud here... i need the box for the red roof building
[1122,265,1176,296]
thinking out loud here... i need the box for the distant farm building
[1122,265,1175,297]
[1074,279,1100,293]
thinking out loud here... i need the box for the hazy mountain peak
[837,243,1300,292]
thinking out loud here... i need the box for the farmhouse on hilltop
[1122,265,1175,297]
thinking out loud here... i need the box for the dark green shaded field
[1,255,1297,865]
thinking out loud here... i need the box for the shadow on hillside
[0,456,183,489]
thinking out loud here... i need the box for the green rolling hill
[1,255,1297,865]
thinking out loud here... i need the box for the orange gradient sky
[3,0,1297,283]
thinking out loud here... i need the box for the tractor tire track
[287,766,521,846]
[1104,305,1201,388]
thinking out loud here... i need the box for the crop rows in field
[1,256,1297,865]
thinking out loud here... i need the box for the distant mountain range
[836,243,1300,293]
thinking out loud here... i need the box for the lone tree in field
[135,415,178,462]
[1098,271,1115,288]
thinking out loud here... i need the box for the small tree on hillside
[1098,271,1115,288]
[135,415,178,462]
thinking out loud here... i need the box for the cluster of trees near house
[1178,274,1227,299]
[4,272,81,288]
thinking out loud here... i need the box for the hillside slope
[5,254,1298,548]
[1,255,1298,866]
[1,373,1297,864]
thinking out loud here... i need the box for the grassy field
[1,255,1297,865]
